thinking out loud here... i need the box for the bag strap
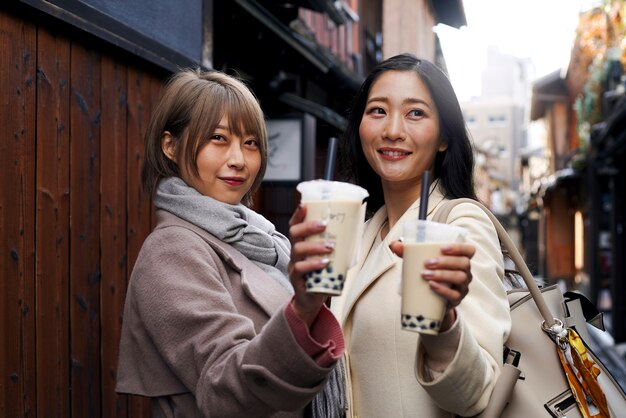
[432,198,558,328]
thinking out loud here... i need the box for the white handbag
[433,198,626,417]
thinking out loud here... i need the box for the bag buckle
[541,318,569,349]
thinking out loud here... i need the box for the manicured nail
[316,220,328,228]
[422,269,434,278]
[440,244,452,251]
[425,258,437,267]
[324,241,335,249]
[320,258,331,265]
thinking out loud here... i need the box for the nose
[227,143,245,169]
[383,112,405,141]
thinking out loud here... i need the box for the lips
[220,176,246,186]
[378,148,411,160]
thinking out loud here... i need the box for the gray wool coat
[116,210,335,417]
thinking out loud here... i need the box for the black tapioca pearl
[326,266,333,273]
[338,274,344,281]
[314,278,322,283]
[417,315,424,321]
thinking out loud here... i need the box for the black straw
[418,170,431,220]
[323,137,339,180]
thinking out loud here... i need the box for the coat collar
[155,210,288,318]
[336,182,447,326]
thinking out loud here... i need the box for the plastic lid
[297,180,369,201]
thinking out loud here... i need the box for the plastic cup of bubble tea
[401,219,467,334]
[296,180,369,295]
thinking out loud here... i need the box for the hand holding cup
[396,220,474,334]
[288,204,334,326]
[296,180,368,296]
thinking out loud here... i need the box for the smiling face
[359,70,446,193]
[163,112,262,205]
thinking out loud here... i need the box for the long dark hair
[338,53,477,214]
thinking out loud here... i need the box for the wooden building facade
[0,3,172,416]
[1,1,465,416]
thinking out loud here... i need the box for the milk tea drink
[401,220,467,334]
[401,242,450,333]
[296,180,369,295]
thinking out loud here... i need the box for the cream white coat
[332,185,512,417]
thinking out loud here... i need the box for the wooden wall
[1,5,168,417]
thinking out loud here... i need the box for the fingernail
[316,220,328,228]
[324,241,335,249]
[440,244,452,251]
[320,258,330,265]
[422,269,434,278]
[425,258,437,267]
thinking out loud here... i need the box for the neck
[381,180,423,232]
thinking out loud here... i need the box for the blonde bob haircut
[141,68,268,206]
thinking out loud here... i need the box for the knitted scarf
[154,177,293,293]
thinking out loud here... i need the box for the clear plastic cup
[297,180,369,295]
[401,220,467,334]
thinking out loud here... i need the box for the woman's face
[359,70,446,188]
[176,113,262,205]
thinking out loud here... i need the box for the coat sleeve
[415,202,512,417]
[126,226,337,417]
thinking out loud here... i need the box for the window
[488,114,507,125]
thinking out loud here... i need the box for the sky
[434,0,602,101]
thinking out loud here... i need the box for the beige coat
[116,210,334,418]
[332,186,512,417]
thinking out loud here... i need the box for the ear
[161,131,176,162]
[438,139,448,152]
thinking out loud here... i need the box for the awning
[538,168,580,199]
[530,70,569,121]
[431,0,467,29]
[278,92,348,131]
[592,99,626,159]
[233,0,362,91]
[293,0,359,26]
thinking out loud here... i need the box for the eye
[408,109,426,118]
[210,134,227,142]
[365,106,386,116]
[244,138,259,149]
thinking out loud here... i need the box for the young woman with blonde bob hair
[116,69,345,417]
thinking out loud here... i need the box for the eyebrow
[367,96,432,109]
[215,123,255,138]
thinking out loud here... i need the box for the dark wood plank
[126,67,155,418]
[35,24,71,418]
[69,41,102,418]
[0,9,37,418]
[126,67,152,274]
[99,54,129,418]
